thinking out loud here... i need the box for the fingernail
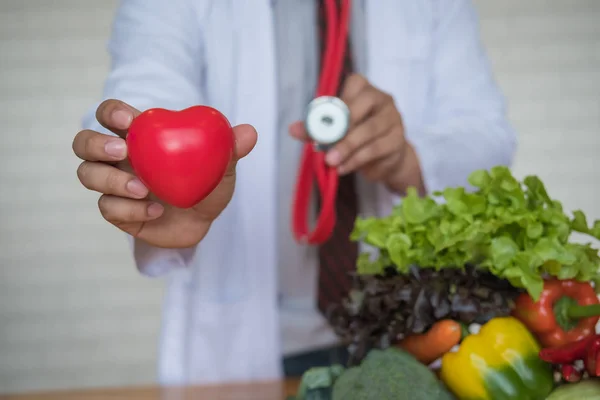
[147,203,164,218]
[126,178,148,197]
[325,150,341,166]
[112,109,133,129]
[104,140,127,158]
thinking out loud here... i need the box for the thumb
[232,124,258,161]
[191,124,257,219]
[224,124,258,177]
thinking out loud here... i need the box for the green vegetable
[288,365,345,400]
[546,379,600,399]
[351,166,600,300]
[331,347,455,400]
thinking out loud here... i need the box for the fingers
[98,195,164,224]
[337,127,404,175]
[76,100,158,229]
[345,86,386,127]
[77,161,149,199]
[73,129,128,162]
[341,74,397,127]
[325,102,397,167]
[95,99,141,138]
[73,99,140,163]
[340,74,370,105]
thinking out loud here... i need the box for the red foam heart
[126,106,235,208]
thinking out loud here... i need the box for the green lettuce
[351,166,600,300]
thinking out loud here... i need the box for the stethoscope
[292,0,351,245]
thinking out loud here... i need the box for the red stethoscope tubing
[292,0,351,245]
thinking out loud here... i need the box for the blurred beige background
[0,0,599,395]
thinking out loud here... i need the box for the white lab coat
[83,0,516,385]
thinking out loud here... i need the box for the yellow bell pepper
[440,316,554,400]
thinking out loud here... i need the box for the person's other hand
[73,100,257,248]
[290,74,424,195]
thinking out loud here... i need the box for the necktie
[316,0,359,318]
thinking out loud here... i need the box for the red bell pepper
[512,279,600,348]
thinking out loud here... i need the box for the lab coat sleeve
[81,0,205,277]
[404,0,517,195]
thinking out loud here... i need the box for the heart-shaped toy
[126,106,235,208]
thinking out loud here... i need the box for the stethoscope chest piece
[305,96,350,150]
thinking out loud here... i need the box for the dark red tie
[316,0,359,318]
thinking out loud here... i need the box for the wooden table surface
[0,379,300,400]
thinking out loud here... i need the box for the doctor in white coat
[73,0,516,386]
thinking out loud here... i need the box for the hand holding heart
[72,99,257,248]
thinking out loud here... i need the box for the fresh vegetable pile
[289,166,600,400]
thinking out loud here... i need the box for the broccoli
[288,365,345,400]
[289,348,455,400]
[332,348,455,400]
